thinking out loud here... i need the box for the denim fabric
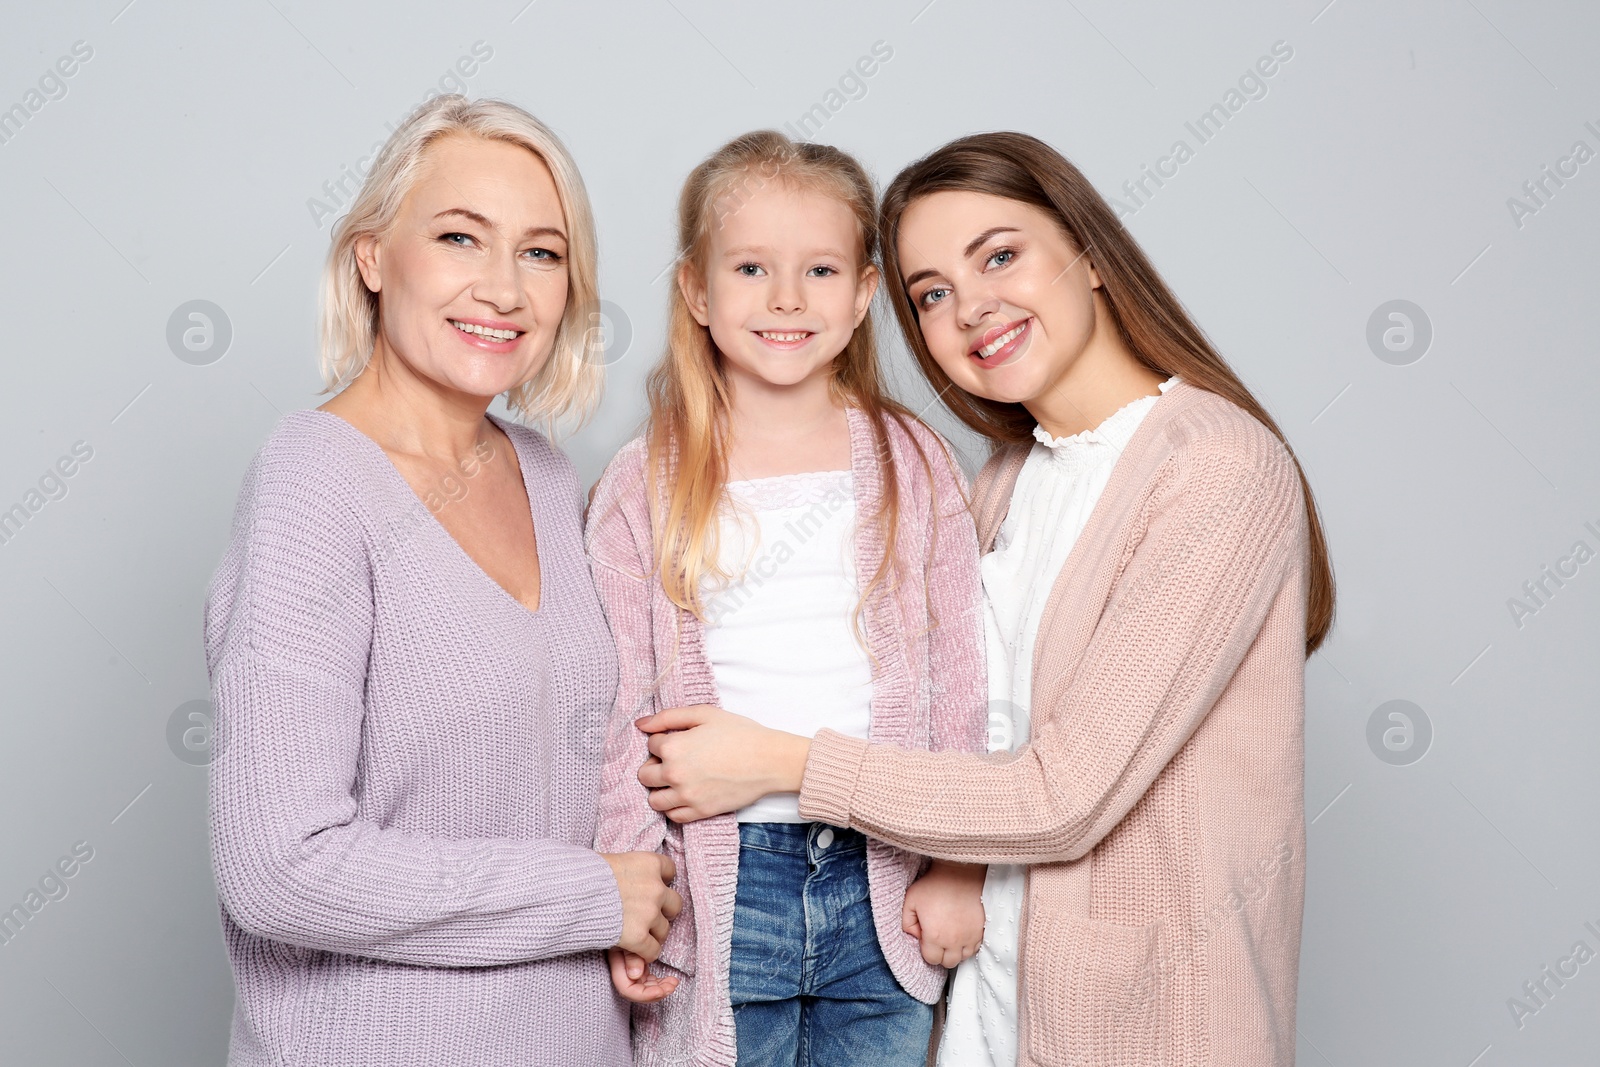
[728,822,933,1066]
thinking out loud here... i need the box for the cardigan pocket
[1024,914,1162,1066]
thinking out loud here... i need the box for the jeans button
[817,827,835,850]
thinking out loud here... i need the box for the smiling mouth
[450,319,524,342]
[969,317,1032,366]
[754,330,814,345]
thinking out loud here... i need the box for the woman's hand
[600,852,682,962]
[902,860,988,968]
[606,947,680,1003]
[635,705,811,823]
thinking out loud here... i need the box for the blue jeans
[729,821,933,1066]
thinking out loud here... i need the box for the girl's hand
[600,851,683,961]
[635,705,811,823]
[902,860,988,968]
[607,947,680,1003]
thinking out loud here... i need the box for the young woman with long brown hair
[635,131,1335,1066]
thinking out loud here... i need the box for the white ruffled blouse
[938,375,1179,1066]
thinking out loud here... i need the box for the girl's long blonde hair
[647,130,938,627]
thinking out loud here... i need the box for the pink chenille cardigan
[585,406,989,1067]
[798,380,1312,1066]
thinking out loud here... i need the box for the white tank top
[700,469,873,823]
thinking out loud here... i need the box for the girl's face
[354,133,570,402]
[896,190,1101,408]
[681,182,878,394]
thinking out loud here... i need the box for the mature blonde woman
[203,96,680,1065]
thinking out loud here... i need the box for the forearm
[800,450,1304,862]
[211,652,624,966]
[799,731,1081,864]
[215,826,624,966]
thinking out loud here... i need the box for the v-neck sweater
[585,407,990,1067]
[798,380,1311,1067]
[204,410,629,1066]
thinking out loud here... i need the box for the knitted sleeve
[916,427,989,757]
[797,439,1304,865]
[585,443,697,975]
[205,437,623,967]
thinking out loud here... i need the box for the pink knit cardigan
[585,407,989,1067]
[799,381,1310,1066]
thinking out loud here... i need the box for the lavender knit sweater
[204,410,629,1066]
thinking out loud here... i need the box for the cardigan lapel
[974,445,1029,553]
[974,381,1204,730]
[844,406,915,744]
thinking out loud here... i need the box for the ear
[853,263,881,328]
[354,233,383,294]
[678,261,711,328]
[1086,258,1103,291]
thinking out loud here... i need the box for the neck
[330,337,498,463]
[723,360,842,445]
[1025,290,1167,439]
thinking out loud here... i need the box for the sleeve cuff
[552,846,627,954]
[796,729,870,828]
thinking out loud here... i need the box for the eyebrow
[721,245,851,260]
[902,226,1022,291]
[964,226,1020,258]
[433,208,567,242]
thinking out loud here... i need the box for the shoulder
[239,410,376,525]
[589,434,650,510]
[869,408,969,493]
[584,433,653,555]
[972,443,1030,534]
[1153,384,1301,505]
[974,442,1029,493]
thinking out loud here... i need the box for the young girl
[635,130,1335,1067]
[587,131,991,1065]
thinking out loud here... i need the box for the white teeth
[758,331,810,342]
[978,322,1026,358]
[452,320,520,341]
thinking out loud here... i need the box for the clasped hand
[634,704,809,823]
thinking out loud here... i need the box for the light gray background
[1,1,1595,1063]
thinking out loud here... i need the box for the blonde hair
[318,95,603,427]
[646,130,943,632]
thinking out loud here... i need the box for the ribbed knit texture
[204,410,630,1067]
[797,381,1310,1067]
[585,407,990,1067]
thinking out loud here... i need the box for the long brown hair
[647,130,938,632]
[879,131,1334,654]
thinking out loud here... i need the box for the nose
[957,291,1000,330]
[472,245,525,315]
[769,272,805,315]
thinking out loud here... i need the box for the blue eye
[986,248,1015,269]
[441,232,475,247]
[808,265,837,277]
[919,287,949,308]
[524,247,561,262]
[737,262,765,277]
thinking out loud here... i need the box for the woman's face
[896,190,1101,408]
[355,133,570,402]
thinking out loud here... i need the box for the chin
[442,374,528,401]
